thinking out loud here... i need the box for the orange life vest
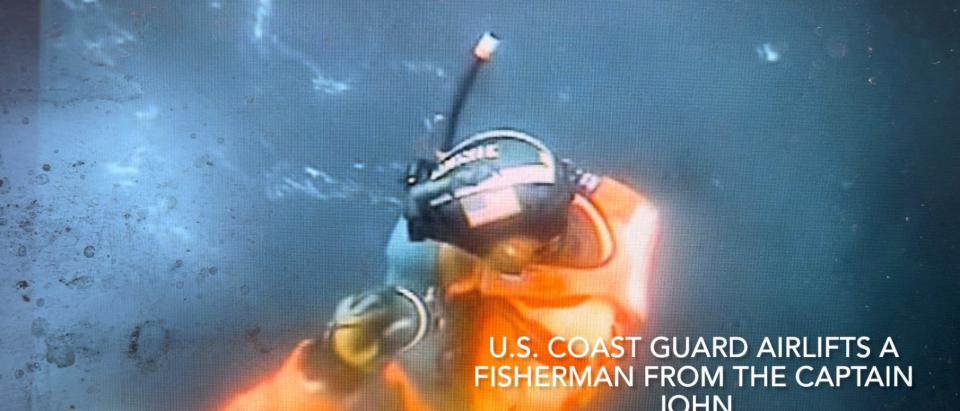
[434,176,660,411]
[441,176,659,325]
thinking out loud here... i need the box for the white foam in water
[402,61,447,78]
[247,0,352,96]
[266,164,402,208]
[756,42,785,63]
[312,75,352,95]
[134,105,158,120]
[253,0,271,40]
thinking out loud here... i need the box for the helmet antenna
[440,32,500,152]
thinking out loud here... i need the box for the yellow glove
[326,287,430,372]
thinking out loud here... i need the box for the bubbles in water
[45,335,77,368]
[83,245,96,258]
[15,245,27,257]
[34,173,50,185]
[127,320,172,372]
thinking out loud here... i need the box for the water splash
[265,162,405,209]
[249,0,351,96]
[253,0,271,40]
[756,42,787,63]
[401,61,447,78]
[312,75,352,95]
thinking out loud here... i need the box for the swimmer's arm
[294,219,439,396]
[384,218,441,290]
[380,217,442,350]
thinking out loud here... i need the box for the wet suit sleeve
[384,218,440,290]
[297,218,439,391]
[223,219,439,411]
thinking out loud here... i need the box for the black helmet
[404,129,577,256]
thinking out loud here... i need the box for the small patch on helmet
[461,187,522,228]
[577,172,602,195]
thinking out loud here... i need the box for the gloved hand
[301,287,434,393]
[326,288,422,372]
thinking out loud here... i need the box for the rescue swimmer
[224,32,661,411]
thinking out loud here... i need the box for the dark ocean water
[0,1,957,410]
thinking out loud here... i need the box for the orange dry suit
[223,176,660,411]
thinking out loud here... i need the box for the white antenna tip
[473,32,500,61]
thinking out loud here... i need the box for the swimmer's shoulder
[385,218,440,289]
